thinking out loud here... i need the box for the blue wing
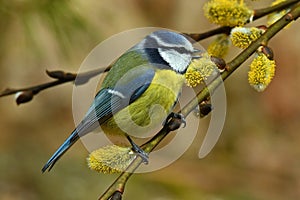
[42,66,155,172]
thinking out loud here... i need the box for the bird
[42,30,200,172]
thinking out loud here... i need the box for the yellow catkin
[185,54,217,87]
[87,145,135,174]
[230,27,264,49]
[203,0,254,27]
[248,53,276,92]
[207,34,231,58]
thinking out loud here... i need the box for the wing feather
[42,66,155,172]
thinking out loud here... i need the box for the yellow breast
[101,70,185,137]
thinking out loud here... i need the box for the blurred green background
[1,0,300,199]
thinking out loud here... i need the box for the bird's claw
[126,136,149,164]
[164,112,186,128]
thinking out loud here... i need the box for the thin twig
[0,67,111,104]
[99,4,300,199]
[186,26,231,41]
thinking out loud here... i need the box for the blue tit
[42,30,200,172]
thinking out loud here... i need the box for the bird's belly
[101,70,184,137]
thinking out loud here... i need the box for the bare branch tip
[0,88,13,96]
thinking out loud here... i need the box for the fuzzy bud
[248,52,276,92]
[203,0,254,27]
[230,27,264,49]
[87,145,136,174]
[207,34,231,58]
[185,53,217,87]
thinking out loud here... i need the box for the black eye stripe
[144,36,193,55]
[160,46,193,55]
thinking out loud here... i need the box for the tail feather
[42,130,79,172]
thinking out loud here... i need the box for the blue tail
[42,130,79,172]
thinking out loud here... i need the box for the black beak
[192,48,202,59]
[193,48,202,53]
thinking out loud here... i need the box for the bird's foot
[164,112,186,128]
[126,136,149,164]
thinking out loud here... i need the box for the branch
[99,3,300,200]
[185,0,300,41]
[0,67,110,104]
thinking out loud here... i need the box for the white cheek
[159,49,191,72]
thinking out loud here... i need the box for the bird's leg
[126,135,149,164]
